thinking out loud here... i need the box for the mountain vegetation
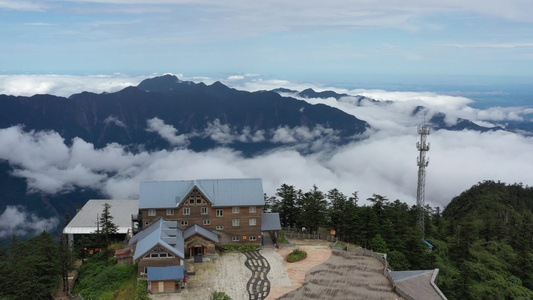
[269,180,533,299]
[0,231,61,299]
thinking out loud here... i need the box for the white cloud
[0,206,59,238]
[146,117,189,146]
[1,121,533,209]
[203,119,235,144]
[227,75,245,80]
[0,74,147,97]
[0,0,45,11]
[104,115,126,128]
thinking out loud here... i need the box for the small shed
[147,265,185,294]
[114,247,133,265]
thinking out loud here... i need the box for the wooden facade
[141,187,262,247]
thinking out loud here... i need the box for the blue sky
[2,0,533,87]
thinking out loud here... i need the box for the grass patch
[217,244,260,252]
[287,249,307,263]
[278,232,289,245]
[335,242,346,247]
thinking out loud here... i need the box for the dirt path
[266,241,332,299]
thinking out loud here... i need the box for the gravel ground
[278,248,404,300]
[149,241,332,300]
[150,239,403,300]
[150,252,251,300]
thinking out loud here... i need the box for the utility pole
[416,125,430,237]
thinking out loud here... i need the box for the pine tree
[99,203,118,265]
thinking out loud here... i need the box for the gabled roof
[63,199,139,235]
[184,224,219,243]
[261,213,282,231]
[147,265,185,281]
[139,178,264,209]
[129,218,185,261]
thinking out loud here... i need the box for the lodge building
[66,178,281,293]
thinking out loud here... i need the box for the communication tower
[416,125,430,236]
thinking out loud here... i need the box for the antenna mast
[416,125,430,236]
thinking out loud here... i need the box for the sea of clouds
[1,74,532,236]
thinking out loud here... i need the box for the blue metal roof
[183,224,219,243]
[261,213,282,231]
[139,178,265,209]
[129,218,185,260]
[147,265,185,281]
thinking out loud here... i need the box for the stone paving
[243,250,271,300]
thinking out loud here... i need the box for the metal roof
[183,224,219,243]
[139,178,265,209]
[63,199,139,235]
[391,269,447,300]
[129,218,185,261]
[261,213,282,231]
[147,265,185,281]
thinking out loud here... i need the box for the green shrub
[77,260,136,299]
[217,244,260,252]
[287,249,307,262]
[212,291,232,300]
[134,281,150,300]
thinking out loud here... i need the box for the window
[148,209,156,216]
[249,218,256,226]
[196,198,202,204]
[216,209,223,217]
[249,206,256,213]
[166,208,174,216]
[216,225,224,230]
[144,221,149,226]
[183,208,190,215]
[203,219,211,225]
[232,219,240,226]
[201,207,208,215]
[180,220,188,226]
[232,236,240,241]
[232,207,240,214]
[249,236,257,241]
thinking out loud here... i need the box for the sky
[1,1,533,235]
[1,0,533,85]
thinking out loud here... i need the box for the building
[133,178,273,246]
[127,178,281,281]
[66,178,281,289]
[63,199,140,245]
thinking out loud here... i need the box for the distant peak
[137,75,186,93]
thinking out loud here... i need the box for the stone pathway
[243,250,271,300]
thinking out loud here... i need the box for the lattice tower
[416,125,430,236]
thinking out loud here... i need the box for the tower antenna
[416,123,430,237]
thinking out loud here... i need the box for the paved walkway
[243,250,271,300]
